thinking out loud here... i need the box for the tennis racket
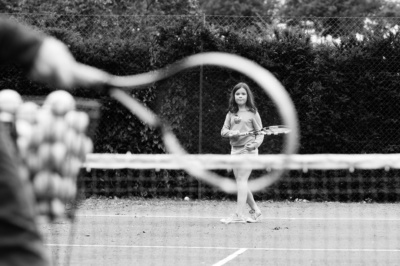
[238,125,290,136]
[100,52,299,193]
[64,52,301,265]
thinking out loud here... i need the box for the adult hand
[29,37,109,89]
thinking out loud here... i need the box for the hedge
[2,18,400,201]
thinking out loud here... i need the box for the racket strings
[47,52,298,264]
[106,52,299,193]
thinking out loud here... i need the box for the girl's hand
[245,142,256,151]
[228,130,240,139]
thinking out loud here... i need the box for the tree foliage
[279,0,384,17]
[377,1,400,17]
[278,0,399,37]
[198,0,281,16]
[0,0,200,15]
[2,3,400,200]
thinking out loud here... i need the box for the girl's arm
[221,113,235,138]
[252,112,264,148]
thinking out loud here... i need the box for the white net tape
[84,153,400,171]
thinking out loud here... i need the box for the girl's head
[228,82,257,113]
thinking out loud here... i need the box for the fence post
[198,13,206,200]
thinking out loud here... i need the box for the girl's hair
[228,82,257,114]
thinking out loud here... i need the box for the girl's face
[234,87,247,107]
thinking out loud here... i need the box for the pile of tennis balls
[0,89,93,219]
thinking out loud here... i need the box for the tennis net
[40,153,400,266]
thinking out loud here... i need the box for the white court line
[75,214,400,221]
[45,244,400,253]
[212,248,247,266]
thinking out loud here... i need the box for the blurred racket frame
[106,52,299,193]
[61,51,299,266]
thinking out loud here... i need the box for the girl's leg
[233,168,252,216]
[246,189,261,213]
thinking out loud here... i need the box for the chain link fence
[2,14,400,154]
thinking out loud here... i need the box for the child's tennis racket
[101,52,299,193]
[238,125,290,136]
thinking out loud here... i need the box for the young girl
[220,82,264,224]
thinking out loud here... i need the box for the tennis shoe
[220,213,247,224]
[247,210,262,223]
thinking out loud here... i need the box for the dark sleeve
[0,16,44,70]
[0,124,50,266]
[0,17,50,266]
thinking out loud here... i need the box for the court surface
[39,198,400,266]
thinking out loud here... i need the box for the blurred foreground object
[0,89,93,220]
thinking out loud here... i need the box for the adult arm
[0,16,108,90]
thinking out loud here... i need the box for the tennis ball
[36,201,50,216]
[50,198,65,218]
[60,157,81,178]
[76,135,93,160]
[64,110,78,127]
[64,178,77,200]
[32,171,53,199]
[16,101,39,123]
[29,124,46,149]
[50,172,63,198]
[0,89,23,114]
[76,111,90,133]
[70,133,84,156]
[51,118,68,142]
[16,137,30,159]
[37,143,53,170]
[43,90,76,116]
[35,109,55,141]
[65,110,89,133]
[36,108,54,123]
[50,142,68,171]
[234,115,241,124]
[25,151,44,174]
[58,178,70,201]
[60,158,72,178]
[34,172,64,200]
[69,157,82,177]
[82,136,94,155]
[184,196,190,201]
[63,128,77,152]
[16,120,33,144]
